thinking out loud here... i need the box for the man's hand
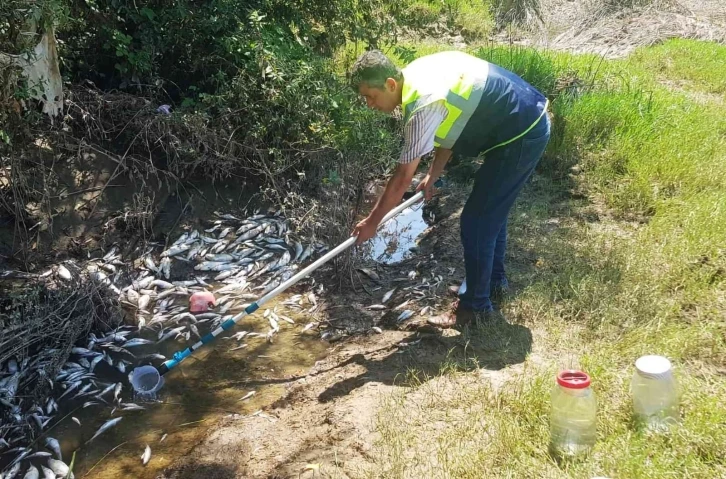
[415,173,439,201]
[352,216,379,245]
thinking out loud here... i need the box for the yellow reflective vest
[401,51,549,155]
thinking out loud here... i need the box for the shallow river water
[52,294,328,478]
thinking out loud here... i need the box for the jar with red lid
[549,370,597,457]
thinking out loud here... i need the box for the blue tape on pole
[221,319,236,330]
[172,349,191,362]
[163,358,178,370]
[246,302,259,314]
[200,332,215,344]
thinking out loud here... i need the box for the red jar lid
[557,370,591,389]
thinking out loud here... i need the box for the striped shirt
[399,101,449,164]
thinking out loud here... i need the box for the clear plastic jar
[631,355,679,432]
[549,370,597,458]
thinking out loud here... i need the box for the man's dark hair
[350,49,403,91]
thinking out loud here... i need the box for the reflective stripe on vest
[401,51,489,149]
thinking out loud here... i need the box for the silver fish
[397,310,414,322]
[160,434,168,443]
[72,417,82,426]
[56,264,72,281]
[114,382,123,401]
[45,437,62,460]
[121,403,146,411]
[122,338,154,348]
[218,227,232,239]
[47,459,70,477]
[205,224,220,233]
[367,304,387,310]
[4,463,21,479]
[144,255,158,272]
[160,257,171,280]
[141,444,151,465]
[293,241,304,261]
[161,243,191,257]
[87,417,123,443]
[138,294,151,311]
[382,288,396,303]
[240,391,256,401]
[22,464,39,479]
[126,288,140,305]
[40,466,55,479]
[151,279,174,289]
[194,261,235,272]
[298,244,314,262]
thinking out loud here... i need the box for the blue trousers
[457,115,551,312]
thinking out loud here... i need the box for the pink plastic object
[189,291,216,313]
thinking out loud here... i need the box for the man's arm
[353,159,419,244]
[416,147,452,200]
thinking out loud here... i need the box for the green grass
[355,38,726,479]
[627,39,726,94]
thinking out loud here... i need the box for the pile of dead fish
[0,210,328,478]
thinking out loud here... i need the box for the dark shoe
[427,300,475,329]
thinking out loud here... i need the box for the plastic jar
[549,370,597,457]
[631,355,679,432]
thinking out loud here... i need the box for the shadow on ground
[318,315,532,403]
[159,461,240,479]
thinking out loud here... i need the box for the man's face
[358,79,399,113]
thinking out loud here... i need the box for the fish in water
[240,391,256,401]
[45,437,62,460]
[87,417,123,443]
[141,444,151,465]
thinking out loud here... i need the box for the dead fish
[4,463,21,479]
[301,322,317,333]
[72,416,81,426]
[218,227,232,239]
[367,304,387,310]
[114,382,123,401]
[268,316,279,332]
[56,264,72,281]
[143,255,158,272]
[161,243,191,257]
[240,391,256,401]
[394,300,411,311]
[205,224,221,233]
[40,466,55,479]
[141,444,151,465]
[151,279,174,289]
[228,344,248,351]
[371,326,383,334]
[159,434,168,443]
[122,403,146,411]
[307,292,317,306]
[22,464,39,479]
[87,417,123,443]
[408,270,418,280]
[160,257,171,279]
[47,459,70,477]
[358,268,380,281]
[278,315,295,325]
[419,305,431,316]
[138,294,151,311]
[382,288,396,303]
[397,310,414,322]
[122,338,154,348]
[126,288,140,305]
[44,437,62,460]
[298,244,314,262]
[293,241,303,261]
[194,261,235,272]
